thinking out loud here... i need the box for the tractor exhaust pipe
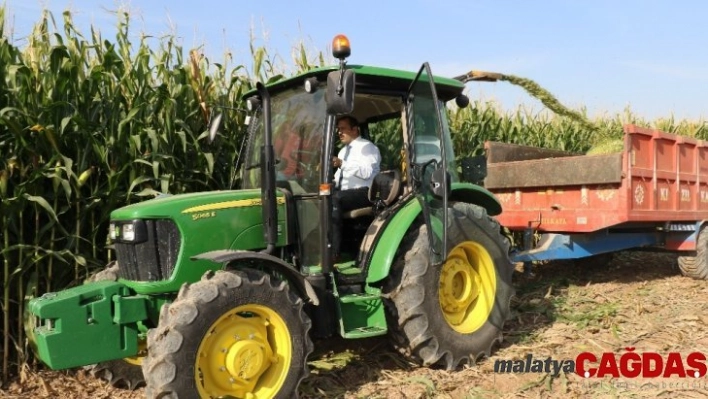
[256,82,278,255]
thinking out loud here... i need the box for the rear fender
[366,200,422,284]
[366,183,502,284]
[451,182,502,216]
[192,250,319,305]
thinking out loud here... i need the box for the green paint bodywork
[111,189,288,294]
[366,182,500,284]
[28,281,154,370]
[367,199,423,284]
[26,189,289,369]
[337,291,387,339]
[330,273,388,338]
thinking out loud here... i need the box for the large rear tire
[142,269,313,399]
[84,261,146,390]
[678,225,708,279]
[383,203,514,369]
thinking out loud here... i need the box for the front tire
[86,358,146,390]
[384,203,514,369]
[142,269,313,399]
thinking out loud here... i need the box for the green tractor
[26,35,514,398]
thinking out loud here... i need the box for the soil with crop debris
[5,251,708,399]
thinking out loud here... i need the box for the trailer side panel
[485,124,708,233]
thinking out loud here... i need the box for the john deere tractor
[27,35,514,398]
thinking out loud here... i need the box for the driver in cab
[331,115,381,260]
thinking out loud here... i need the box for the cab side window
[367,117,403,171]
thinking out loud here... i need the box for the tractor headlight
[109,223,117,240]
[122,224,136,241]
[109,220,148,243]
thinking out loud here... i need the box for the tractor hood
[110,189,265,220]
[107,188,289,294]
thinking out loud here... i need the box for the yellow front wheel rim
[196,304,292,399]
[439,242,497,333]
[123,339,147,366]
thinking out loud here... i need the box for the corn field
[0,7,286,383]
[449,102,708,158]
[1,6,708,387]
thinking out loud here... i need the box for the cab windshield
[242,86,326,193]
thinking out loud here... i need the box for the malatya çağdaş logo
[494,349,707,379]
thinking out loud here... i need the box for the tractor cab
[237,35,470,279]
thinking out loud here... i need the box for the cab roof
[244,64,465,102]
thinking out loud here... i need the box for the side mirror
[325,69,355,115]
[460,155,487,183]
[208,113,223,144]
[430,166,451,199]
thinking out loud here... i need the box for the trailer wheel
[678,225,708,279]
[383,203,514,369]
[143,269,312,399]
[84,261,146,390]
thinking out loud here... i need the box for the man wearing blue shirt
[331,115,381,260]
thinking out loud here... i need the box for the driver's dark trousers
[332,187,369,260]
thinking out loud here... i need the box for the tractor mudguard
[27,280,148,370]
[450,182,502,216]
[191,250,320,306]
[366,183,502,284]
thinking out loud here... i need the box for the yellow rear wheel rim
[196,304,292,398]
[439,242,497,333]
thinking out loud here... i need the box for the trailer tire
[84,261,146,390]
[143,269,312,399]
[678,225,708,279]
[383,203,514,369]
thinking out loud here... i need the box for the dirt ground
[4,251,708,398]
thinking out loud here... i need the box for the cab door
[405,63,450,265]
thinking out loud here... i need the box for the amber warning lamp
[332,34,351,60]
[326,34,355,112]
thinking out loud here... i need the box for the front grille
[114,220,181,282]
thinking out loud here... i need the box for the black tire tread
[678,225,708,279]
[85,359,145,390]
[383,203,514,370]
[142,269,313,399]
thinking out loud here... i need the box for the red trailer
[484,124,708,278]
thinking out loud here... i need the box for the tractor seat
[343,170,402,219]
